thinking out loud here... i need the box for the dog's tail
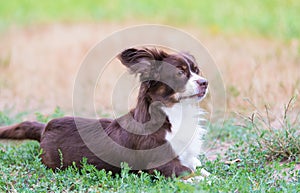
[0,121,45,142]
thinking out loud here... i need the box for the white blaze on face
[177,57,208,101]
[182,72,207,100]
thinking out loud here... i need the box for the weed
[242,97,300,161]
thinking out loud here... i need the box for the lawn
[0,107,299,192]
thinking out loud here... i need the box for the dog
[0,47,209,179]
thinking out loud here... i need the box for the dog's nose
[196,79,208,88]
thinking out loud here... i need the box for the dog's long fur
[0,48,209,178]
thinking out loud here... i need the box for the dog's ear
[118,48,168,78]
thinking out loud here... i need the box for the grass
[0,0,299,39]
[0,108,299,192]
[1,141,299,192]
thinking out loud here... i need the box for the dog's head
[118,48,208,107]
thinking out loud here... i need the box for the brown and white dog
[0,48,209,179]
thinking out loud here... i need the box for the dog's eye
[176,69,185,77]
[192,66,200,74]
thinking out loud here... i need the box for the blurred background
[0,0,299,118]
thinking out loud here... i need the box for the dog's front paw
[181,168,213,184]
[200,168,210,177]
[183,175,205,183]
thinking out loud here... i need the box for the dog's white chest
[162,102,206,171]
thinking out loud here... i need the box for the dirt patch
[205,141,233,161]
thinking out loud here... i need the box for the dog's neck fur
[162,99,205,171]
